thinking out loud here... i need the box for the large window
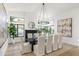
[10,16,25,37]
[15,24,24,37]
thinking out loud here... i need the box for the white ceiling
[4,3,41,12]
[4,3,79,13]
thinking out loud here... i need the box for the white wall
[55,8,79,46]
[0,4,8,56]
[32,6,58,34]
[33,4,79,46]
[6,5,79,46]
[6,11,37,43]
[7,11,25,22]
[24,12,37,29]
[6,11,36,30]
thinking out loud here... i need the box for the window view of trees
[10,16,24,37]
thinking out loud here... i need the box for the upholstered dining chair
[34,36,45,56]
[46,35,53,53]
[21,42,32,54]
[52,34,59,51]
[58,33,63,49]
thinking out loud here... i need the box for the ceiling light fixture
[40,3,48,20]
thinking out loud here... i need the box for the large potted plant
[7,23,16,44]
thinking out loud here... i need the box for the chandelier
[38,3,49,25]
[37,3,55,35]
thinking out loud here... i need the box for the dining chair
[52,34,58,51]
[21,42,32,54]
[58,33,63,49]
[34,36,45,56]
[46,35,53,53]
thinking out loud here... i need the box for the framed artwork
[57,18,72,37]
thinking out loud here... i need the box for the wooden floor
[5,43,79,56]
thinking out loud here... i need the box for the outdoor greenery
[7,23,16,39]
[38,26,51,33]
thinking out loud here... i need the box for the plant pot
[12,39,15,44]
[10,38,15,44]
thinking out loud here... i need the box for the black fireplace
[25,30,38,41]
[25,30,38,51]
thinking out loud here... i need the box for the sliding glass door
[18,24,24,37]
[15,24,24,37]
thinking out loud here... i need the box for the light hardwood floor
[5,43,79,56]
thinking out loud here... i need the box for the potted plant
[7,23,16,44]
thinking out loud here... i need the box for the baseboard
[63,37,79,46]
[0,39,8,56]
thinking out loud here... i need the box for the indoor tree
[7,23,16,39]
